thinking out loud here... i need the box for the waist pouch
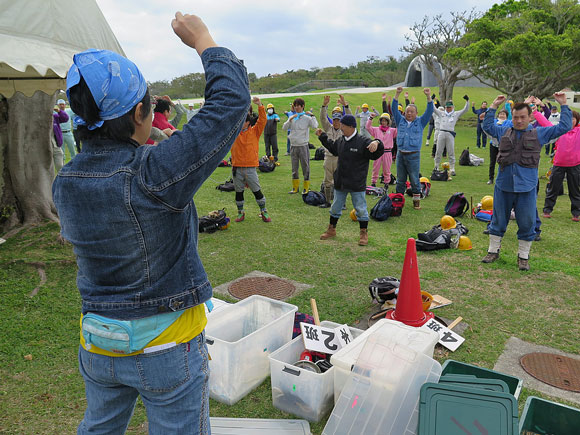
[82,310,183,355]
[441,129,457,138]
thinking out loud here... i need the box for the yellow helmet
[398,104,403,112]
[350,209,358,221]
[441,162,450,170]
[458,235,473,250]
[362,103,369,109]
[379,113,391,121]
[332,106,342,113]
[421,291,433,312]
[266,103,274,109]
[440,215,456,230]
[481,195,493,211]
[420,176,430,184]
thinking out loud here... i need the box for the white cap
[57,99,66,105]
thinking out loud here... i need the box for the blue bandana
[66,49,147,130]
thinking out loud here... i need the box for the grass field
[1,87,579,434]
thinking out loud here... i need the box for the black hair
[513,102,531,115]
[154,99,171,114]
[293,97,305,107]
[69,76,151,142]
[498,109,509,117]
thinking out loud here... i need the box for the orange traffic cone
[385,238,434,327]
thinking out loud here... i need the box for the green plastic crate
[519,396,580,435]
[440,374,510,393]
[441,360,523,399]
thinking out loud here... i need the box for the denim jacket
[53,47,250,320]
[391,99,433,152]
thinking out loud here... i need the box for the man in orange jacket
[231,96,271,222]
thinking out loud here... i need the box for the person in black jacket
[315,114,384,246]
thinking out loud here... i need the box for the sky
[96,0,500,84]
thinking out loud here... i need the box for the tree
[0,92,59,234]
[402,10,481,102]
[447,0,580,101]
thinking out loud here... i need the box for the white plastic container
[269,321,363,422]
[205,295,297,405]
[330,319,438,403]
[323,334,442,435]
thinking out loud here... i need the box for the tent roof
[0,0,124,97]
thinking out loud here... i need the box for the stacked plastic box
[269,321,363,422]
[330,319,439,402]
[323,333,442,435]
[205,295,297,405]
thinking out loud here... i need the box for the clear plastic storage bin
[323,334,442,435]
[205,295,297,405]
[269,321,363,422]
[330,319,438,403]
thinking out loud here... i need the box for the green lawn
[1,87,579,434]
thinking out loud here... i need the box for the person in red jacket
[231,96,271,222]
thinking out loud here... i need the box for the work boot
[517,256,530,271]
[413,200,421,210]
[358,228,368,246]
[320,225,336,240]
[481,252,499,263]
[235,211,245,222]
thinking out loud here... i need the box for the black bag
[313,147,326,161]
[199,209,229,233]
[369,277,400,303]
[416,226,452,251]
[216,178,235,192]
[258,156,275,172]
[444,192,470,217]
[431,169,449,181]
[459,148,471,166]
[302,190,326,206]
[370,194,394,221]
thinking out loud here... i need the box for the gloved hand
[463,94,469,101]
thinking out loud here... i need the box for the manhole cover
[520,352,580,392]
[228,277,295,300]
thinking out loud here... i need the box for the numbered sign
[420,318,465,351]
[300,323,353,354]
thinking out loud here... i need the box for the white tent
[0,0,124,97]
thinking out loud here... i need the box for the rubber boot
[358,228,368,246]
[302,180,310,194]
[320,224,336,240]
[289,179,299,194]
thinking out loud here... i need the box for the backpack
[405,181,430,198]
[369,277,400,303]
[389,193,405,217]
[366,185,387,196]
[302,190,326,206]
[258,156,275,172]
[370,194,394,221]
[444,192,469,217]
[431,169,449,181]
[216,178,235,192]
[199,209,230,233]
[313,147,326,161]
[459,148,471,166]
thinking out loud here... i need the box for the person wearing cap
[481,93,571,271]
[319,95,352,208]
[283,97,318,194]
[315,114,384,246]
[546,105,561,156]
[432,96,470,176]
[51,103,69,175]
[185,102,199,122]
[391,86,434,210]
[56,98,77,161]
[366,112,397,187]
[52,13,250,433]
[355,103,379,139]
[264,103,280,162]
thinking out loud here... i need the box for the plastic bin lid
[439,375,510,393]
[419,383,519,435]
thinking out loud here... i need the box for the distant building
[403,55,489,88]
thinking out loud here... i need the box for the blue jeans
[396,151,420,195]
[78,332,210,435]
[489,187,537,241]
[330,189,368,221]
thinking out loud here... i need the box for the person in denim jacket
[52,13,250,434]
[391,86,434,210]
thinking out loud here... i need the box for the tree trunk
[0,91,59,234]
[439,81,453,105]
